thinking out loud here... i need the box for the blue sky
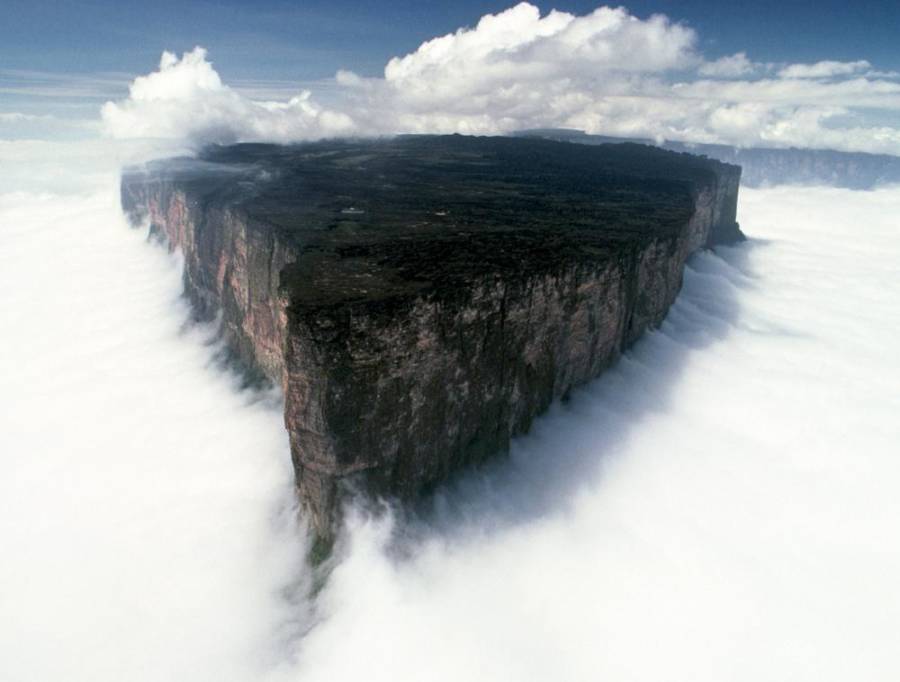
[3,0,899,80]
[3,1,900,153]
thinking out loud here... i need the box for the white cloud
[360,2,699,135]
[100,4,900,155]
[0,147,309,681]
[698,52,758,78]
[778,59,871,79]
[101,47,355,144]
[383,3,698,90]
[6,138,900,682]
[0,112,50,122]
[0,111,99,142]
[290,185,900,682]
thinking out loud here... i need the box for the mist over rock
[519,128,900,189]
[120,135,741,541]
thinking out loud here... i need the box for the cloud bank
[102,3,900,155]
[6,112,900,680]
[778,59,872,79]
[101,47,354,144]
[284,184,900,681]
[0,149,311,681]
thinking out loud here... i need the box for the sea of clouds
[0,142,311,681]
[2,138,898,681]
[289,184,900,681]
[2,3,900,680]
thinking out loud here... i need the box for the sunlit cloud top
[96,3,900,155]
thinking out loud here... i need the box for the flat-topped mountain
[121,135,742,542]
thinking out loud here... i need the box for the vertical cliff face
[122,136,742,539]
[122,180,295,384]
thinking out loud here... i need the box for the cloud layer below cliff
[2,141,899,681]
[0,146,310,681]
[100,3,900,154]
[287,184,900,681]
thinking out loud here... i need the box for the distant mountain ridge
[516,129,900,189]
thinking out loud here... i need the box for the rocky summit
[121,135,743,541]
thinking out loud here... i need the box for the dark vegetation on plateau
[141,135,734,317]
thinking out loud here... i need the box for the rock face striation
[121,135,742,539]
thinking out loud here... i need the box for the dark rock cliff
[121,135,742,539]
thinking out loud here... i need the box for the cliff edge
[121,135,742,540]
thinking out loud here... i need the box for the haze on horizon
[1,2,899,681]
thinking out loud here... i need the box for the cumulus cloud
[343,3,700,135]
[778,59,872,79]
[698,52,758,78]
[101,3,900,155]
[101,47,355,144]
[383,4,697,86]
